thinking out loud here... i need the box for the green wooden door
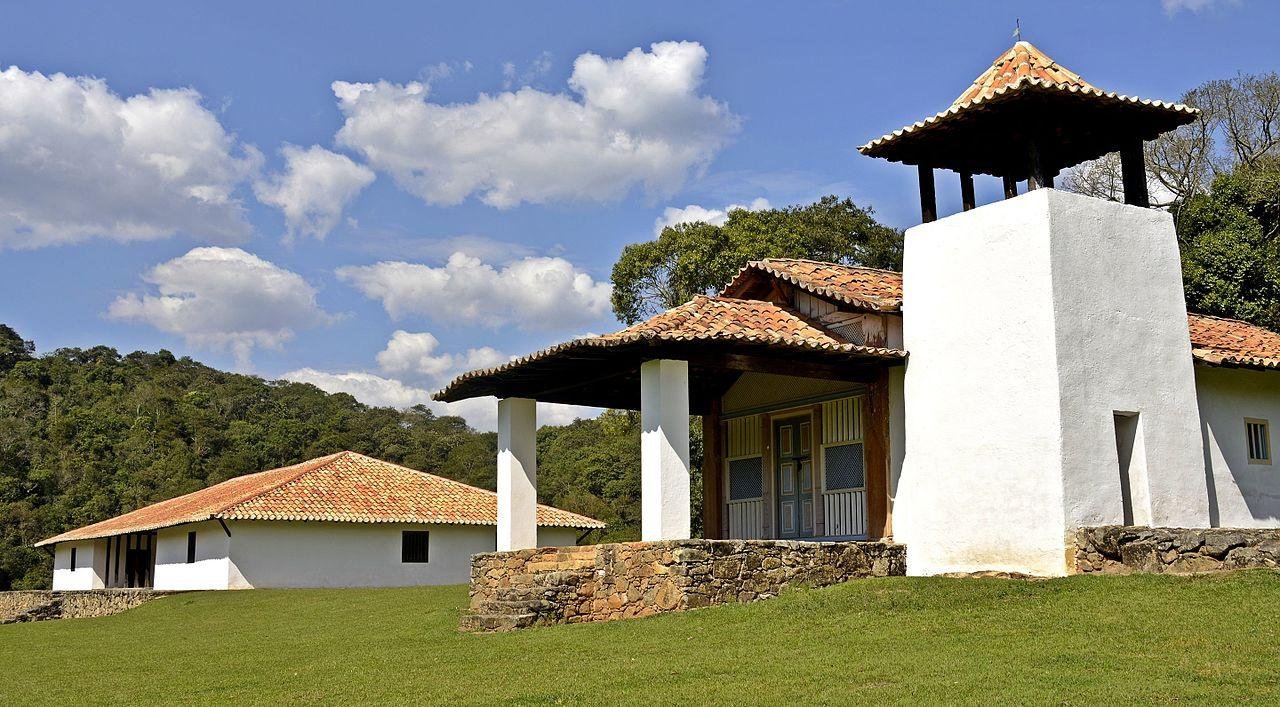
[775,420,815,539]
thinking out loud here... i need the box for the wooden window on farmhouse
[70,547,76,571]
[402,531,430,563]
[186,531,196,564]
[1246,419,1271,465]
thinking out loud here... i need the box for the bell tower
[866,40,1212,576]
[859,40,1198,221]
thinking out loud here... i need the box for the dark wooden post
[1120,138,1149,207]
[1027,141,1048,191]
[918,164,937,223]
[1003,174,1019,199]
[701,400,723,539]
[960,171,976,211]
[864,369,892,540]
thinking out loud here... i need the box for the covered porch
[435,294,905,550]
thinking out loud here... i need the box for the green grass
[3,572,1280,705]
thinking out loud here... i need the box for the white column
[497,397,538,551]
[640,359,691,541]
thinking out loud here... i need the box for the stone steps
[459,611,538,632]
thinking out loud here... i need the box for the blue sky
[1,0,1275,428]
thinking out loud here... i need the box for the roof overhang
[434,336,905,413]
[858,80,1198,178]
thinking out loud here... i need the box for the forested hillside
[0,325,665,590]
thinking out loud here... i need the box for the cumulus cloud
[331,41,739,208]
[254,144,375,241]
[376,329,506,382]
[0,66,260,249]
[337,252,612,330]
[282,367,596,432]
[653,197,771,235]
[107,247,335,366]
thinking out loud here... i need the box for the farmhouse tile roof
[724,258,904,312]
[37,451,603,546]
[1188,313,1280,371]
[434,294,906,402]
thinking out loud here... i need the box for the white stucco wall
[154,521,234,591]
[896,189,1208,577]
[1047,191,1208,531]
[897,189,1068,576]
[1197,366,1280,527]
[228,522,580,589]
[51,540,105,591]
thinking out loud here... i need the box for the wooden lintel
[682,351,889,382]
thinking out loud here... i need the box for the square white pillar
[640,359,691,541]
[497,397,538,551]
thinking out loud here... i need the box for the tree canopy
[610,196,903,324]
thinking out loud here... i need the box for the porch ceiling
[433,338,903,414]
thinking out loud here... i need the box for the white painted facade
[1196,366,1280,527]
[51,540,105,591]
[53,522,580,591]
[895,189,1210,576]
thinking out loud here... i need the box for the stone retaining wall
[1072,526,1280,574]
[464,538,905,631]
[0,589,163,623]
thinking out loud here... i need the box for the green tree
[0,324,34,372]
[611,196,903,324]
[1179,161,1280,328]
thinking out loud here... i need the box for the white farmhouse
[435,41,1280,577]
[37,451,601,591]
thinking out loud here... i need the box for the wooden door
[775,420,814,539]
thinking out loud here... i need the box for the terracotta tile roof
[950,40,1095,108]
[1188,313,1280,370]
[435,295,906,402]
[37,451,603,545]
[724,258,904,312]
[858,41,1197,162]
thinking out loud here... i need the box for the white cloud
[282,367,597,431]
[653,197,771,235]
[0,66,260,249]
[107,247,335,366]
[501,51,553,90]
[1162,0,1236,13]
[331,41,739,208]
[337,252,612,330]
[376,329,506,383]
[254,144,375,242]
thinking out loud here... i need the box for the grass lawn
[2,571,1279,705]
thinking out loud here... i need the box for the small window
[186,531,197,564]
[824,443,866,491]
[728,457,764,500]
[70,547,77,572]
[402,531,430,563]
[1246,418,1271,465]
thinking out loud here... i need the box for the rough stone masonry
[1072,526,1280,574]
[463,538,905,632]
[0,589,162,623]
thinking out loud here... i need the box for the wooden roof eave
[433,337,906,410]
[858,82,1199,177]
